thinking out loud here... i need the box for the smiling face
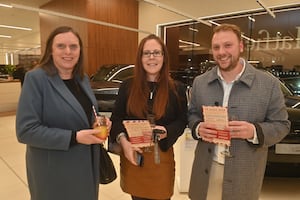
[141,39,164,81]
[211,30,244,72]
[52,31,80,78]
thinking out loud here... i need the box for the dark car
[266,106,300,177]
[280,76,300,96]
[279,77,300,109]
[90,64,134,111]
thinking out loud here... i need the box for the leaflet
[202,106,231,145]
[123,120,153,148]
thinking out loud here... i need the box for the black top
[110,78,188,151]
[64,78,93,126]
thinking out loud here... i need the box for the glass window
[161,6,300,76]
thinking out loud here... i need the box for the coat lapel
[47,74,90,126]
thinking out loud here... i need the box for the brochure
[122,120,153,148]
[202,106,231,145]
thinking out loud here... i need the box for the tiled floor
[1,111,300,200]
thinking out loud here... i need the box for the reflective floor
[0,112,299,200]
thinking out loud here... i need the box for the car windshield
[91,64,134,82]
[281,77,300,96]
[280,82,294,97]
[109,66,134,83]
[91,66,115,81]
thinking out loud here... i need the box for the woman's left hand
[104,116,112,133]
[93,116,112,134]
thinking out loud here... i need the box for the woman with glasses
[110,34,188,200]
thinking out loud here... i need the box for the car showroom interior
[0,0,299,199]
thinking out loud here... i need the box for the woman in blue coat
[16,26,107,200]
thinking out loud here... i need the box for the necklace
[149,82,157,100]
[150,91,154,100]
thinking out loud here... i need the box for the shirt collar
[217,58,246,83]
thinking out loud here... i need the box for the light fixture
[0,24,32,31]
[248,16,255,22]
[276,31,282,36]
[242,35,256,43]
[256,0,276,18]
[11,3,151,34]
[189,27,198,32]
[0,3,12,8]
[179,39,200,47]
[142,0,211,27]
[0,35,12,38]
[208,21,220,26]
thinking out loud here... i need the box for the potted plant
[4,64,16,80]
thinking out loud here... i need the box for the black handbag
[108,135,122,155]
[99,144,117,184]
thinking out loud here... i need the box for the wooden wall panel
[166,27,180,70]
[40,0,138,76]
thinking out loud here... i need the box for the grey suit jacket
[188,62,290,200]
[16,68,99,200]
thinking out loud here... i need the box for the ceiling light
[179,39,200,47]
[0,3,12,8]
[242,35,256,43]
[143,0,211,26]
[0,24,32,31]
[189,27,198,32]
[208,21,220,26]
[11,3,151,34]
[248,16,256,22]
[256,0,276,18]
[0,35,12,38]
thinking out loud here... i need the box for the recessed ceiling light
[179,39,200,47]
[0,3,12,8]
[0,24,32,31]
[0,35,12,38]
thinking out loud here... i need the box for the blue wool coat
[188,62,290,200]
[16,68,100,200]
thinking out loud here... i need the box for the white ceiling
[0,0,299,56]
[0,0,50,55]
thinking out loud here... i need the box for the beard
[216,55,240,72]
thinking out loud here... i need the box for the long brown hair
[127,34,176,119]
[38,26,85,79]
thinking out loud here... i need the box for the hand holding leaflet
[202,106,230,146]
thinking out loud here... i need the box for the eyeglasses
[142,50,163,58]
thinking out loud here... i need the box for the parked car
[265,106,300,177]
[90,64,134,111]
[279,77,300,109]
[280,76,300,96]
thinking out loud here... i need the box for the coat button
[205,169,209,174]
[208,148,212,153]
